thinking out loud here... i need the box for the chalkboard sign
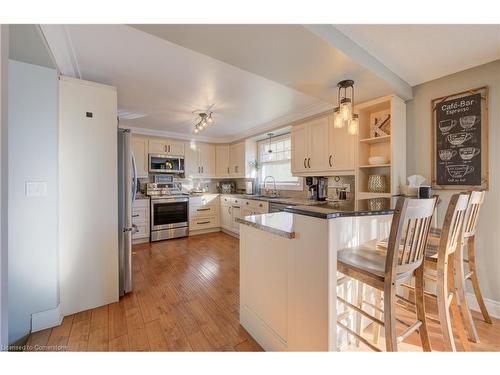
[432,87,489,190]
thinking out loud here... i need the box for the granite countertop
[236,212,295,239]
[283,198,397,219]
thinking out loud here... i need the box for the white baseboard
[466,292,500,320]
[31,304,63,332]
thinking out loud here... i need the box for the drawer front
[243,199,269,211]
[221,195,232,206]
[190,204,218,218]
[132,207,148,223]
[132,224,149,239]
[230,197,244,206]
[190,194,219,206]
[190,216,219,231]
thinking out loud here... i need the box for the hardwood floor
[26,232,262,352]
[25,231,500,351]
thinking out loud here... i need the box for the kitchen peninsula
[237,199,396,351]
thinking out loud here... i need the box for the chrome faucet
[263,175,279,197]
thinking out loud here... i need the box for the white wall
[407,60,500,302]
[0,25,9,350]
[8,60,59,344]
[59,76,119,316]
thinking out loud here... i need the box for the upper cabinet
[184,142,216,178]
[216,144,231,177]
[327,114,356,171]
[291,114,356,176]
[228,140,256,178]
[132,135,149,178]
[148,138,185,156]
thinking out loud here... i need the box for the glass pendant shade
[340,99,352,122]
[333,108,344,128]
[347,114,359,136]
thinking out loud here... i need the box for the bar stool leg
[448,253,471,351]
[372,290,382,345]
[355,281,364,347]
[454,241,479,342]
[414,265,431,351]
[383,281,397,352]
[437,258,456,351]
[467,236,492,324]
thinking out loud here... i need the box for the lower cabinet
[132,198,150,243]
[189,194,220,235]
[220,195,269,236]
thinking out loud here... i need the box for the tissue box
[400,185,418,197]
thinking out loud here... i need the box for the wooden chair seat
[337,240,414,288]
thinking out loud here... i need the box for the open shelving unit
[355,95,406,199]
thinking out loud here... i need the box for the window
[257,134,302,190]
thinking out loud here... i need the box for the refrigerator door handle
[131,153,138,203]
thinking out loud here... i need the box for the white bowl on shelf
[368,156,388,165]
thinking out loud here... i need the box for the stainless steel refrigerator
[117,129,138,296]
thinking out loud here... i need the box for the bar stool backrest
[463,191,485,238]
[386,197,437,277]
[439,194,469,257]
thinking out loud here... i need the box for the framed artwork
[431,86,489,190]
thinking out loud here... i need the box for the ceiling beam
[304,24,413,100]
[39,25,81,78]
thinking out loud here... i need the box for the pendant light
[333,79,358,135]
[267,133,274,153]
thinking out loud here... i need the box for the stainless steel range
[147,176,189,241]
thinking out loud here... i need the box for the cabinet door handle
[329,155,333,167]
[303,158,307,168]
[307,158,311,168]
[246,202,249,205]
[197,221,210,225]
[228,206,232,214]
[132,214,139,217]
[202,166,204,173]
[197,208,210,211]
[233,206,240,209]
[227,167,229,174]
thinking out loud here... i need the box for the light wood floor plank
[25,232,500,351]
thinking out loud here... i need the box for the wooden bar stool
[429,191,489,343]
[416,193,471,351]
[336,197,437,352]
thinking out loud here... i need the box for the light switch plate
[25,181,48,197]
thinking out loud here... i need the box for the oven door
[151,197,189,230]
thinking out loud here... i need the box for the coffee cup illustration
[460,115,479,129]
[446,165,474,178]
[439,119,457,133]
[459,147,480,160]
[439,149,457,161]
[447,132,472,146]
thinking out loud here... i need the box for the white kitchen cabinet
[132,198,150,242]
[229,142,246,177]
[308,117,330,172]
[231,205,242,233]
[220,200,233,231]
[216,144,231,177]
[132,135,149,177]
[291,114,354,176]
[291,123,308,173]
[148,138,185,156]
[189,194,220,234]
[185,142,216,178]
[327,115,355,171]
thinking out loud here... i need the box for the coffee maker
[306,177,328,201]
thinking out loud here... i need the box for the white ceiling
[41,24,500,141]
[53,25,330,142]
[131,25,403,105]
[335,24,500,86]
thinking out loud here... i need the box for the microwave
[148,153,185,174]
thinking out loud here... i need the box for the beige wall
[407,59,500,302]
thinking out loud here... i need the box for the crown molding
[39,25,81,78]
[119,100,333,144]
